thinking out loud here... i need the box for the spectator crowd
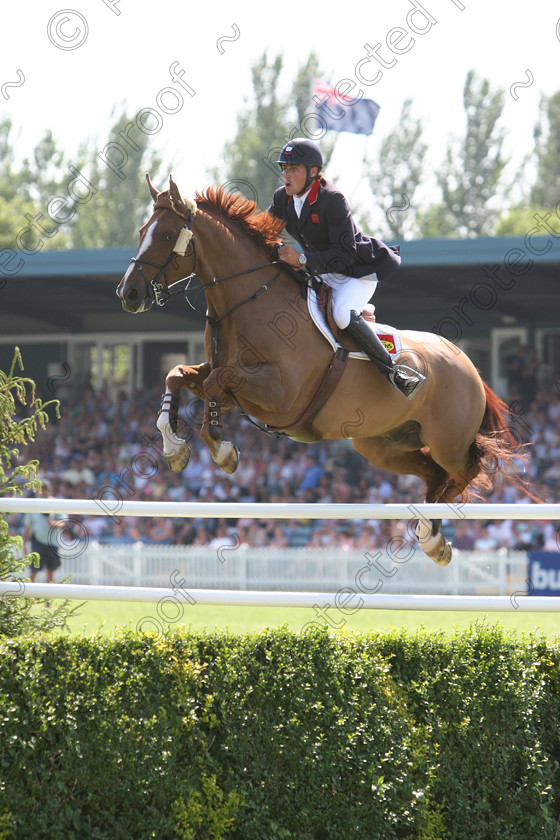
[11,362,560,555]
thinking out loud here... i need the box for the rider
[267,138,425,399]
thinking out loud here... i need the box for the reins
[205,265,282,325]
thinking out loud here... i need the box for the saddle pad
[307,286,402,360]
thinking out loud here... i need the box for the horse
[117,175,527,566]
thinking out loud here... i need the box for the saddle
[313,282,374,352]
[304,275,400,358]
[234,269,400,443]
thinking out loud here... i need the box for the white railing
[2,498,560,520]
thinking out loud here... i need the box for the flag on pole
[313,78,380,136]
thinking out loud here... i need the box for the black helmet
[275,138,323,169]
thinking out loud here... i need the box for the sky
[2,0,559,213]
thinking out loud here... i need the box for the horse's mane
[195,185,285,258]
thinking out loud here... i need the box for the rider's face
[281,163,316,196]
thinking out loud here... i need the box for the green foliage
[365,99,427,240]
[0,347,57,497]
[0,348,76,637]
[531,91,560,208]
[0,194,38,252]
[0,121,74,250]
[494,204,545,236]
[70,107,163,248]
[211,52,288,209]
[0,108,162,251]
[172,776,244,840]
[0,624,558,839]
[417,70,510,238]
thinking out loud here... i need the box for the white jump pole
[2,498,560,521]
[0,582,558,612]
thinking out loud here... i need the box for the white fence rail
[3,498,560,520]
[2,582,559,613]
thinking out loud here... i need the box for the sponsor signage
[529,552,560,596]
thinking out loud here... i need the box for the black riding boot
[343,310,426,399]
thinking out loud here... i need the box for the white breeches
[320,272,378,329]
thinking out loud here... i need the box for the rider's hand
[277,245,303,268]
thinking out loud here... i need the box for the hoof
[220,444,240,474]
[415,519,452,566]
[432,539,453,567]
[166,442,191,473]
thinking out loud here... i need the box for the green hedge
[0,622,558,839]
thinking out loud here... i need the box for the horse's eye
[164,232,175,243]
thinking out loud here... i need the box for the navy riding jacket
[267,177,401,281]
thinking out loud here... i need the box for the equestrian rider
[267,138,425,399]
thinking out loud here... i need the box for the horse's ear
[169,175,183,209]
[146,173,159,202]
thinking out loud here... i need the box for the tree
[417,70,509,238]
[0,194,38,251]
[0,107,164,250]
[212,52,289,209]
[483,90,560,237]
[494,204,543,237]
[363,99,427,240]
[69,108,163,248]
[213,51,338,210]
[0,118,29,202]
[531,91,560,209]
[0,119,78,250]
[0,348,76,636]
[0,120,63,250]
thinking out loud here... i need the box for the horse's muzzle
[116,277,153,313]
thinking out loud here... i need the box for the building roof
[1,237,558,337]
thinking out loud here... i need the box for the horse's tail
[466,381,541,502]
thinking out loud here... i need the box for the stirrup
[389,364,426,400]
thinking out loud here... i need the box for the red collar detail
[307,178,321,205]
[285,178,321,204]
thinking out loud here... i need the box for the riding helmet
[275,138,323,168]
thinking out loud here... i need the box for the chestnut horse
[117,175,524,566]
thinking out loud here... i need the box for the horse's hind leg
[415,440,483,565]
[352,435,454,566]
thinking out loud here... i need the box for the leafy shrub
[0,347,76,636]
[0,623,558,839]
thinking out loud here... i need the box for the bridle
[128,207,199,307]
[128,200,286,316]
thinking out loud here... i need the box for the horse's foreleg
[198,366,243,475]
[166,362,211,402]
[156,387,192,473]
[199,396,240,474]
[156,363,212,473]
[198,360,292,474]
